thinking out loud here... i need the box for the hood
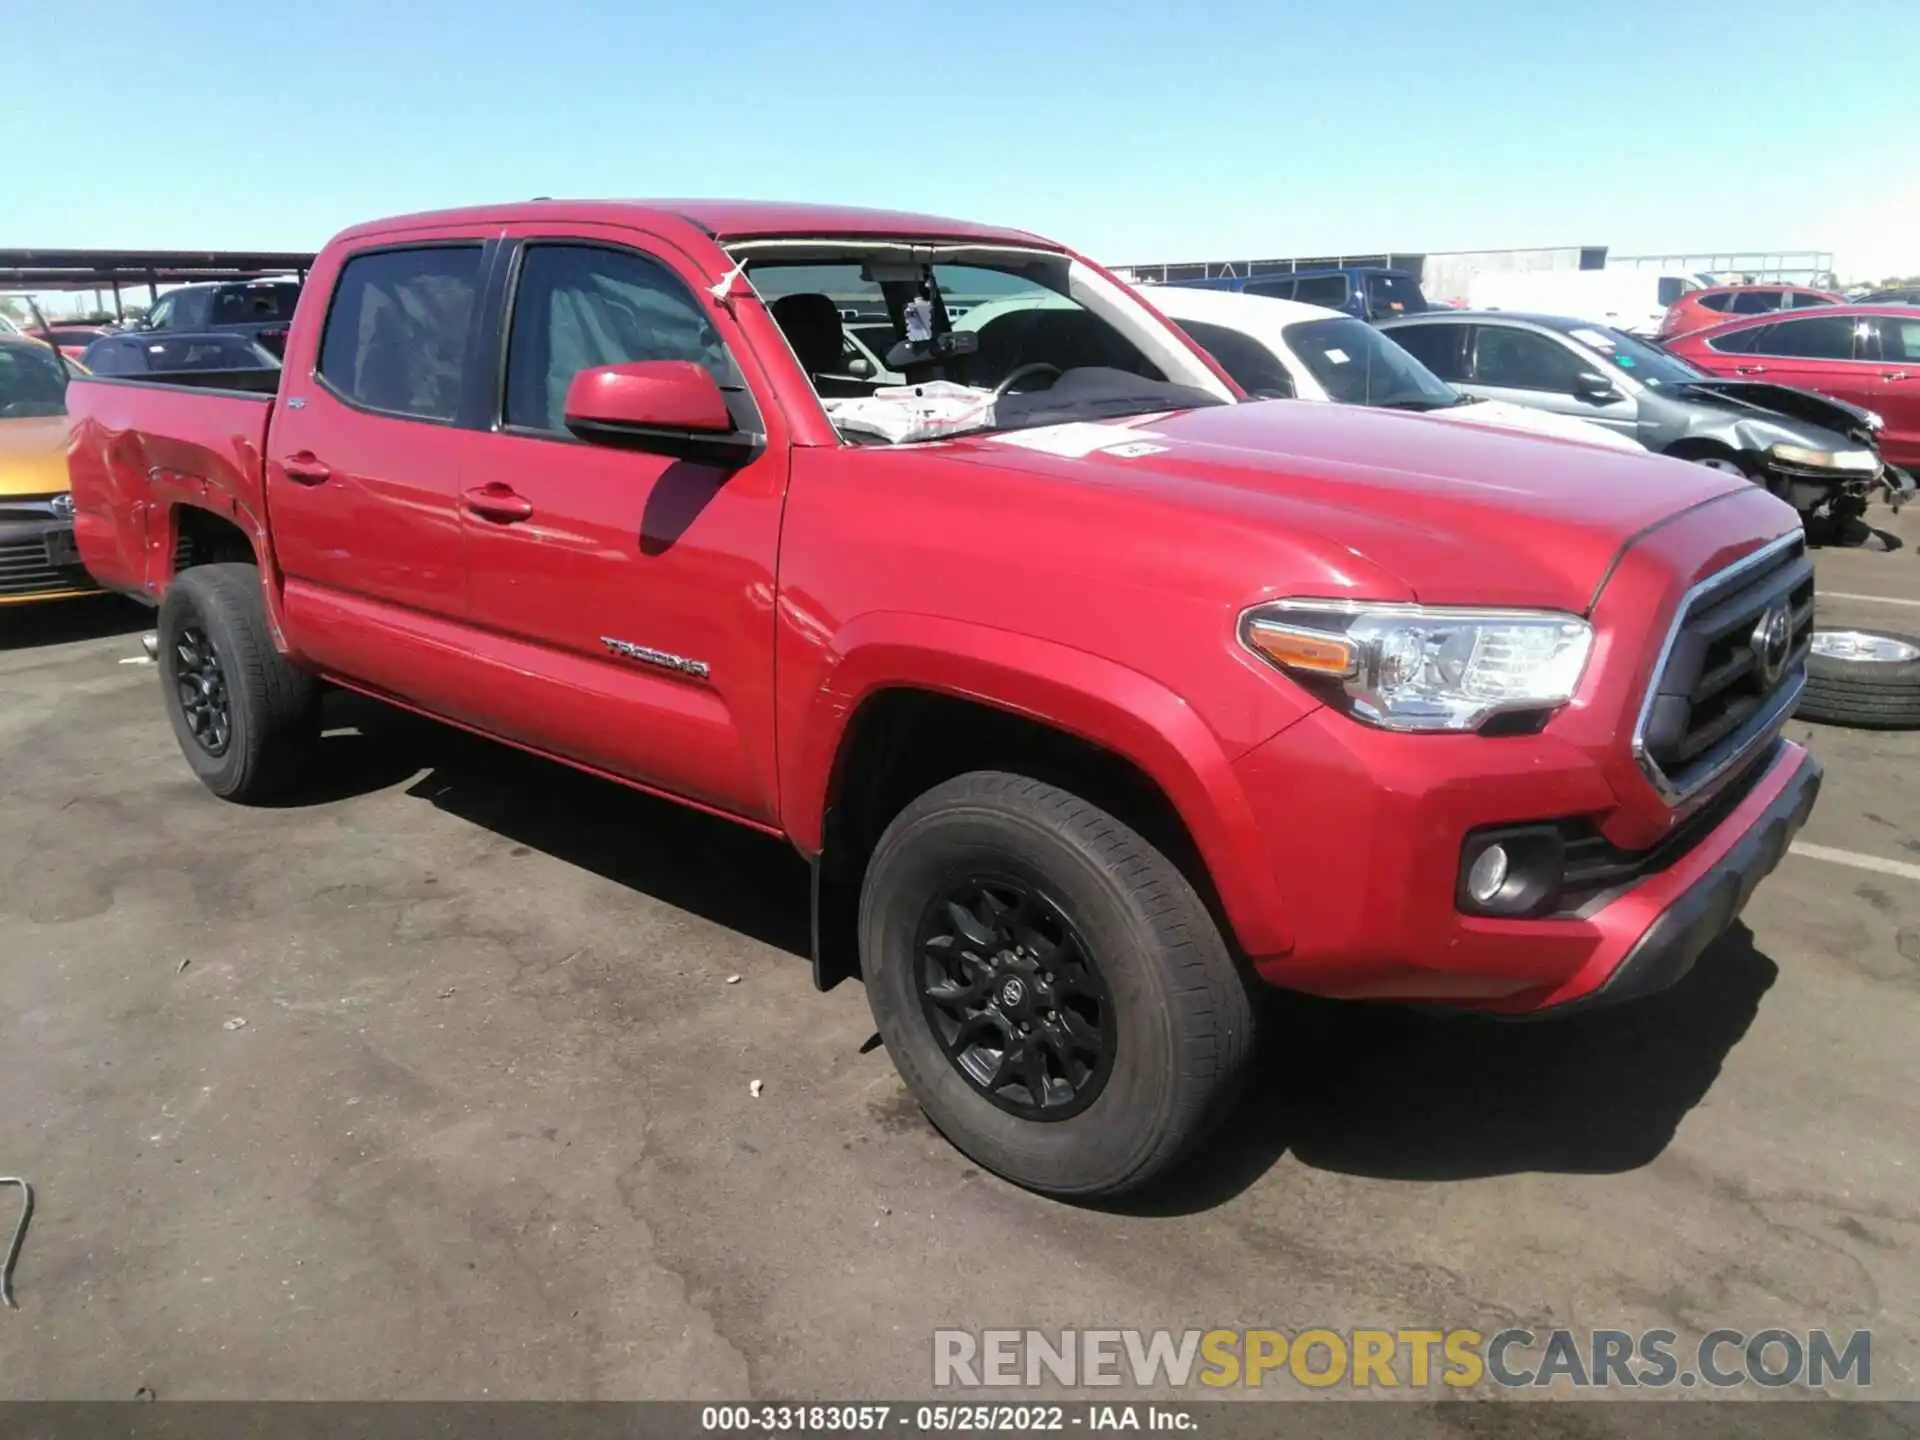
[1671,380,1876,448]
[1428,397,1644,452]
[934,401,1756,612]
[0,415,71,498]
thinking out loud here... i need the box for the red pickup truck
[68,200,1822,1197]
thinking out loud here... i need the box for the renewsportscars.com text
[933,1327,1871,1391]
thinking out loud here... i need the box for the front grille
[0,536,97,598]
[1635,533,1812,802]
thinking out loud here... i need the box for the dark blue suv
[1171,266,1429,323]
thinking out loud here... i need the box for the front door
[1866,314,1920,469]
[1464,323,1641,438]
[456,230,789,823]
[268,236,498,711]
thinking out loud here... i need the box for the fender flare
[784,612,1293,959]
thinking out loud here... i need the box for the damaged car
[1380,310,1903,541]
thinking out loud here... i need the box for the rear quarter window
[317,246,484,421]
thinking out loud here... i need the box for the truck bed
[66,373,277,600]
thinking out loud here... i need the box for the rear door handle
[1734,365,1768,375]
[1883,371,1914,382]
[281,453,331,485]
[461,483,534,524]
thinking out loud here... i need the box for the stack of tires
[1800,630,1920,728]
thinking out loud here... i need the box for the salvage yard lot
[3,513,1918,1403]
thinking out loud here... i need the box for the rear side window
[1788,291,1836,308]
[1696,293,1734,312]
[1172,319,1295,397]
[1706,324,1771,355]
[1729,289,1784,315]
[1243,277,1296,301]
[214,282,300,324]
[1387,323,1468,381]
[1293,275,1349,308]
[318,246,483,421]
[503,243,738,434]
[1752,315,1858,360]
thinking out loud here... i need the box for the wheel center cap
[996,975,1029,1014]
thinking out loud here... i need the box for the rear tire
[859,771,1255,1198]
[157,563,319,801]
[1798,628,1920,729]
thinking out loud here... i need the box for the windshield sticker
[1569,328,1615,349]
[1322,348,1350,364]
[1614,355,1637,368]
[989,423,1167,458]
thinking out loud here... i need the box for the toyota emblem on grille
[50,493,74,520]
[1750,601,1793,688]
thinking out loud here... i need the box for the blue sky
[11,0,1918,279]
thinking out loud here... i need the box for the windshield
[1283,316,1458,409]
[0,342,69,418]
[743,249,1229,443]
[1561,324,1704,389]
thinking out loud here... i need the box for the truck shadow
[325,692,814,959]
[308,692,1777,1209]
[0,595,150,652]
[1114,924,1778,1215]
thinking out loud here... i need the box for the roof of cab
[334,199,1053,249]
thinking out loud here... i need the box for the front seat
[770,293,866,397]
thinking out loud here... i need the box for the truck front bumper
[1232,711,1821,1015]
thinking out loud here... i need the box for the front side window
[318,245,483,421]
[1365,272,1426,316]
[0,342,70,417]
[1470,326,1591,393]
[1751,315,1859,360]
[503,244,739,434]
[1788,291,1836,309]
[146,295,176,330]
[1172,319,1295,397]
[1875,318,1920,364]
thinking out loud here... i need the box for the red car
[66,199,1820,1197]
[1658,284,1843,340]
[1666,305,1920,469]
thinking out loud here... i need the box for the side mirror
[1574,372,1621,403]
[563,361,757,465]
[846,356,874,379]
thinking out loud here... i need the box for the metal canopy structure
[0,247,314,290]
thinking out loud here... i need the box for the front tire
[859,772,1254,1198]
[157,563,319,802]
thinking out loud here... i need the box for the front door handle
[461,483,534,524]
[1883,370,1914,382]
[281,452,331,485]
[1734,365,1768,376]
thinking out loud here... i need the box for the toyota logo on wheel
[1750,601,1794,688]
[998,977,1026,1008]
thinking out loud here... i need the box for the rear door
[453,225,790,822]
[1462,322,1640,437]
[267,232,498,710]
[1733,313,1879,411]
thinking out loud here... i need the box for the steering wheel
[991,362,1062,402]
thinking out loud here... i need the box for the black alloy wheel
[172,624,232,756]
[916,876,1116,1120]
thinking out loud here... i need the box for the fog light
[1467,844,1510,904]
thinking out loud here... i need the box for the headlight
[1241,600,1594,732]
[1769,443,1879,472]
